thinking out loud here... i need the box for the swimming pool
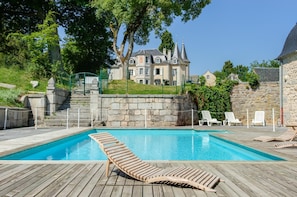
[0,129,284,161]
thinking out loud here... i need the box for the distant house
[203,71,216,86]
[109,43,190,86]
[227,73,241,82]
[253,67,279,82]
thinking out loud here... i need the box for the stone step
[44,119,91,127]
[44,93,92,127]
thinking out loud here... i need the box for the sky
[133,0,297,75]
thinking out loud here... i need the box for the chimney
[168,50,171,61]
[163,48,166,55]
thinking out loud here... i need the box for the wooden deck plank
[121,186,133,197]
[196,163,247,197]
[0,164,46,196]
[13,164,71,197]
[78,163,104,196]
[110,185,124,197]
[35,164,86,197]
[0,164,39,185]
[0,162,296,196]
[251,163,297,196]
[57,164,101,197]
[142,185,153,197]
[23,164,74,197]
[132,185,143,197]
[99,185,114,197]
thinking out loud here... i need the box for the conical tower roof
[278,23,297,59]
[181,42,189,62]
[172,43,181,59]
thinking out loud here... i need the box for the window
[173,58,177,64]
[155,57,161,63]
[172,69,177,76]
[139,80,143,84]
[129,59,135,64]
[173,81,177,86]
[155,68,160,75]
[145,56,149,63]
[145,68,149,75]
[139,68,143,75]
[145,80,149,84]
[129,69,133,76]
[206,75,210,79]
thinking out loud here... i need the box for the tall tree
[222,60,234,78]
[58,0,114,73]
[0,0,52,53]
[159,30,174,52]
[7,11,61,78]
[91,0,211,79]
[250,60,280,68]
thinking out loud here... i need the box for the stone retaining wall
[0,107,30,129]
[91,93,198,127]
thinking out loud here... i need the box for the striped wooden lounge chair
[89,132,221,192]
[275,141,297,148]
[253,129,297,142]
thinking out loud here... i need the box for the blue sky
[133,0,297,75]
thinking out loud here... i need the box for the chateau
[110,43,190,86]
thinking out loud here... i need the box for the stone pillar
[46,77,56,115]
[90,78,99,121]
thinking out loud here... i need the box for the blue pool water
[0,129,284,161]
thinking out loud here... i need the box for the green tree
[222,60,234,77]
[7,11,60,78]
[91,0,211,79]
[0,0,53,54]
[58,0,114,73]
[250,60,280,68]
[158,30,174,52]
[234,64,249,81]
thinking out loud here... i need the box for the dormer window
[129,58,135,64]
[155,57,161,63]
[173,58,178,64]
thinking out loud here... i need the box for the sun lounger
[275,141,297,148]
[89,132,221,192]
[224,112,242,126]
[199,110,222,126]
[253,129,297,142]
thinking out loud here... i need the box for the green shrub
[0,88,24,107]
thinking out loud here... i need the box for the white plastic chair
[199,110,221,126]
[224,112,242,126]
[252,111,266,126]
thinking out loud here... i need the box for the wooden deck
[0,161,297,196]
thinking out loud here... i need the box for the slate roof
[277,23,297,60]
[131,43,190,63]
[181,43,189,62]
[131,49,163,57]
[253,67,279,82]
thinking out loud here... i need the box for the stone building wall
[282,57,297,125]
[230,82,280,126]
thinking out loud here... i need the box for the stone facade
[230,82,280,126]
[203,71,216,86]
[282,56,297,125]
[110,43,190,86]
